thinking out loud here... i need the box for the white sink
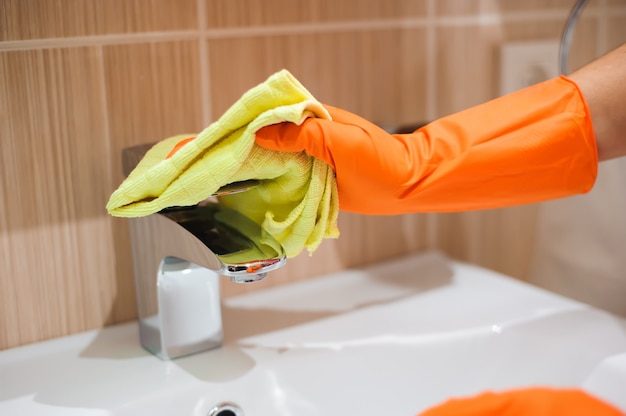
[2,251,626,415]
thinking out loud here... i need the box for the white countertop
[1,252,625,415]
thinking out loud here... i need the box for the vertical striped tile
[1,0,198,41]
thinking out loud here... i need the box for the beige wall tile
[206,0,428,28]
[0,47,134,349]
[207,28,427,126]
[436,0,597,16]
[497,0,588,13]
[435,0,500,16]
[607,16,626,51]
[103,40,204,175]
[0,47,109,232]
[435,205,540,280]
[499,20,564,42]
[608,0,626,7]
[435,24,502,116]
[0,0,198,41]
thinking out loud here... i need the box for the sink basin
[2,251,626,415]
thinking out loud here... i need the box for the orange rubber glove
[256,76,598,215]
[419,388,624,416]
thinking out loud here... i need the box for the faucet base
[139,259,224,360]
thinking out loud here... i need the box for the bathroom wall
[1,0,625,350]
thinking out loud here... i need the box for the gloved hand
[418,388,624,416]
[256,76,598,215]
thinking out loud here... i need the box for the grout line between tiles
[202,17,428,39]
[425,0,440,251]
[197,0,212,126]
[3,8,621,52]
[425,0,437,122]
[0,31,200,51]
[597,0,609,55]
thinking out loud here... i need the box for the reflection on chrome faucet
[123,144,286,360]
[161,203,285,281]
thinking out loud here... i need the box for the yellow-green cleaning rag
[106,69,339,257]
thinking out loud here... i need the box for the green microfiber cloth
[106,69,339,257]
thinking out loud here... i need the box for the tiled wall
[1,0,625,350]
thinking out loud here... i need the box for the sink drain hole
[208,402,244,416]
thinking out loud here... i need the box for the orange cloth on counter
[419,388,624,416]
[256,76,598,214]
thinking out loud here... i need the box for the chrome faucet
[122,144,286,360]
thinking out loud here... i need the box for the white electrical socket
[500,40,560,96]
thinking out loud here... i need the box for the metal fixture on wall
[559,0,590,75]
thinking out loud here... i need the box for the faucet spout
[159,203,285,282]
